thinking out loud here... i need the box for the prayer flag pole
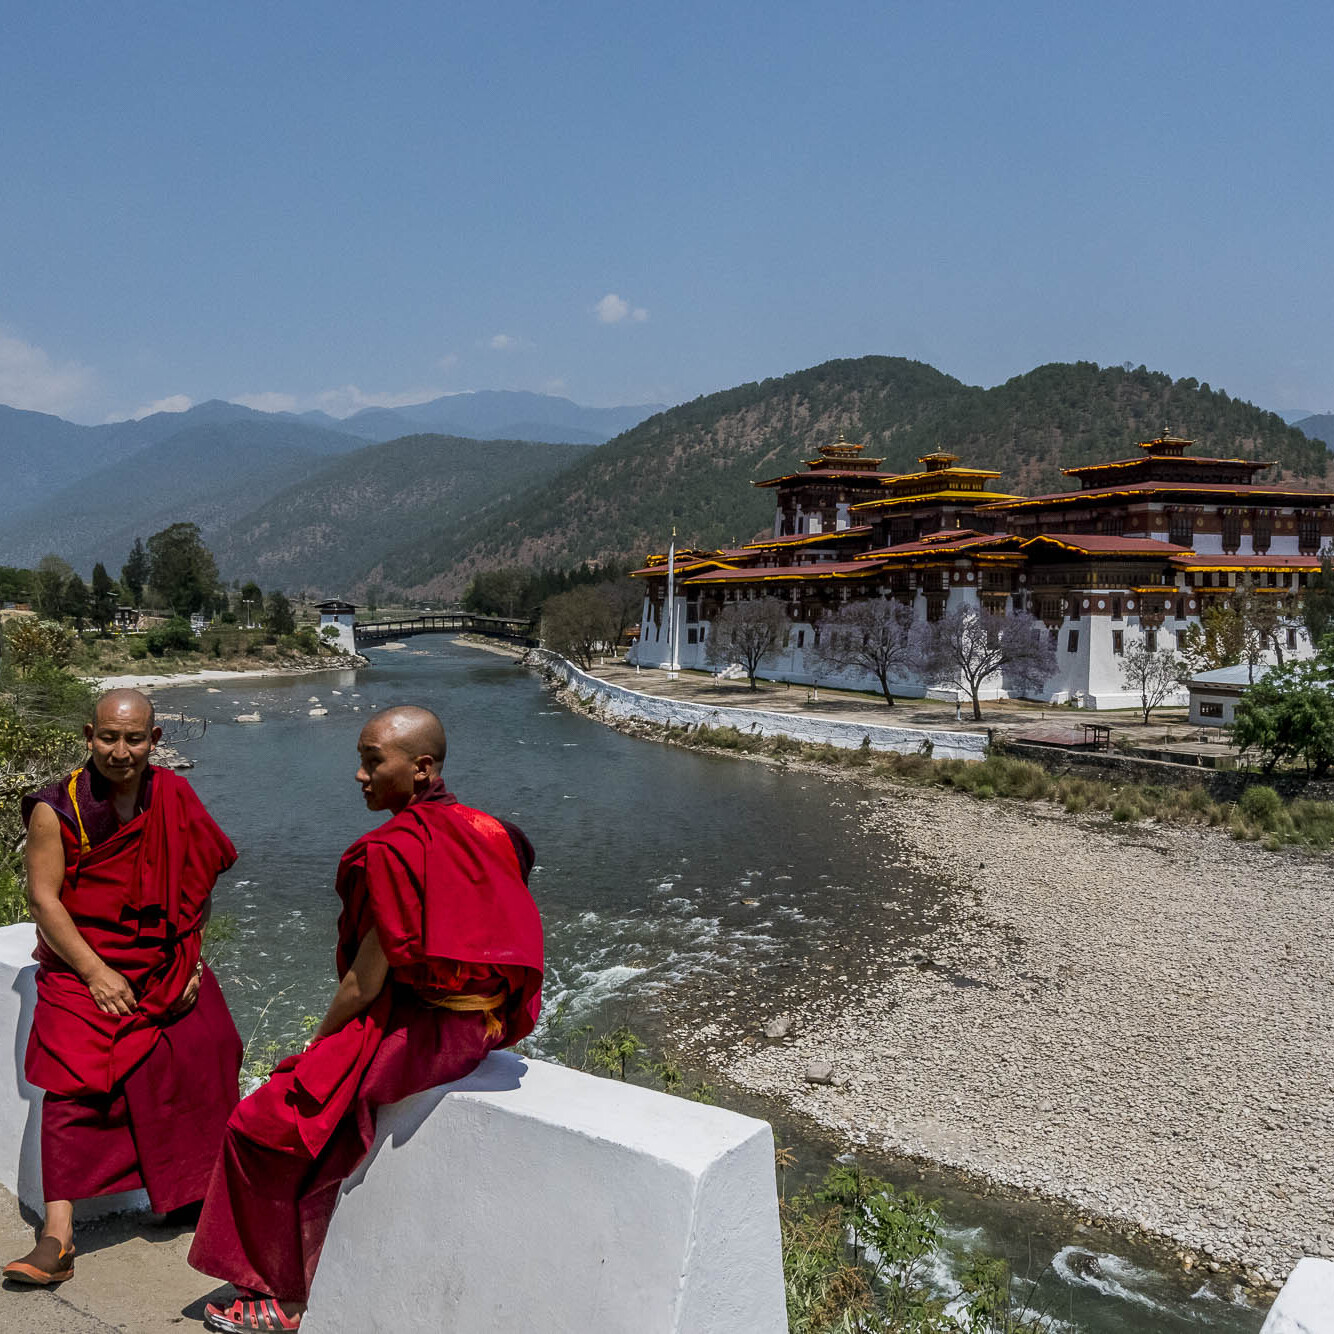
[666,528,679,674]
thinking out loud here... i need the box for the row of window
[1065,626,1300,655]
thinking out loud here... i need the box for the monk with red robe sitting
[189,705,544,1333]
[3,689,242,1287]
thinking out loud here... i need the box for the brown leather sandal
[2,1235,76,1285]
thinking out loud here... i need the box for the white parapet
[1260,1258,1334,1334]
[0,922,149,1216]
[306,1051,787,1334]
[0,923,41,1207]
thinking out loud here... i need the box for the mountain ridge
[365,357,1330,601]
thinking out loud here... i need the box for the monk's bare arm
[25,803,137,1016]
[311,928,389,1041]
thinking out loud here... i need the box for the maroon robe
[188,784,544,1301]
[23,765,242,1211]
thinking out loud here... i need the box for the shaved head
[93,688,155,730]
[362,706,447,763]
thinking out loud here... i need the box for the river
[165,638,1265,1333]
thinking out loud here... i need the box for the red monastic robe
[188,783,544,1301]
[23,765,242,1211]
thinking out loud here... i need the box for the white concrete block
[0,923,148,1216]
[306,1052,787,1334]
[1261,1258,1334,1334]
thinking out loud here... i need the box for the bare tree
[814,599,916,707]
[706,598,788,690]
[599,576,644,646]
[541,585,615,669]
[1119,644,1182,725]
[916,607,1055,721]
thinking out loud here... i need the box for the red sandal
[204,1294,303,1331]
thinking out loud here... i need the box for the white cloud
[543,377,567,394]
[488,333,517,351]
[0,327,96,417]
[594,293,648,325]
[130,393,193,419]
[438,352,460,370]
[228,384,451,418]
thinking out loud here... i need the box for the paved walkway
[584,661,1217,750]
[0,1187,221,1333]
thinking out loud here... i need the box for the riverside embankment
[529,649,1332,1296]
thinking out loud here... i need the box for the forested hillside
[368,358,1328,601]
[208,434,589,591]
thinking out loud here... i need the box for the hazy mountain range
[0,391,662,571]
[0,363,1327,600]
[1293,413,1334,447]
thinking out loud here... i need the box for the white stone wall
[1188,688,1243,727]
[533,650,989,761]
[1259,1257,1334,1333]
[307,1053,787,1334]
[0,924,149,1217]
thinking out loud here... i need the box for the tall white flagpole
[665,528,679,672]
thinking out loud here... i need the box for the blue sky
[2,1,1331,424]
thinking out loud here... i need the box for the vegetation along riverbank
[541,660,1333,1298]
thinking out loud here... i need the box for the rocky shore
[670,776,1332,1291]
[534,663,1330,1294]
[93,651,369,691]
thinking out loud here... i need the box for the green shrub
[1240,785,1285,831]
[1111,801,1138,823]
[145,618,196,657]
[1289,800,1334,848]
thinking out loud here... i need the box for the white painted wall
[0,924,148,1217]
[318,613,357,656]
[534,650,989,761]
[307,1052,787,1334]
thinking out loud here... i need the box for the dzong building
[629,436,1334,710]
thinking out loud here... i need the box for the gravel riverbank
[673,777,1333,1290]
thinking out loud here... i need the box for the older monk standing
[189,705,543,1333]
[3,689,242,1287]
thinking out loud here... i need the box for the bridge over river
[352,611,537,647]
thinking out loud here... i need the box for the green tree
[465,567,537,619]
[90,563,118,634]
[33,555,73,619]
[0,567,33,605]
[1304,551,1334,649]
[1177,604,1247,676]
[266,590,296,636]
[121,537,150,609]
[63,573,89,631]
[1,619,75,676]
[1232,648,1334,776]
[706,598,788,690]
[147,523,219,616]
[238,581,263,627]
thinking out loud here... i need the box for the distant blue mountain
[1293,413,1334,448]
[0,399,362,524]
[281,391,664,445]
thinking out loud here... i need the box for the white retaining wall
[0,923,149,1216]
[1260,1258,1334,1333]
[532,650,990,762]
[308,1053,786,1334]
[0,924,787,1331]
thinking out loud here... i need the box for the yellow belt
[425,989,506,1040]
